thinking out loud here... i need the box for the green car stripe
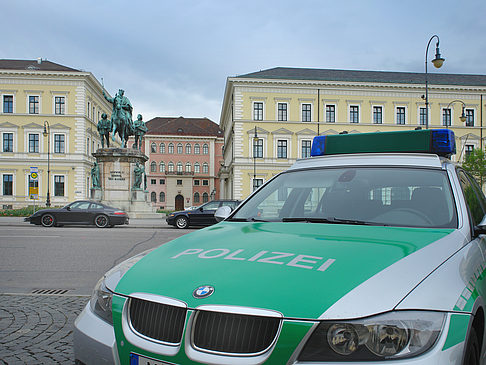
[442,313,470,351]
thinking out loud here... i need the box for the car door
[64,201,92,223]
[191,201,221,226]
[88,203,105,223]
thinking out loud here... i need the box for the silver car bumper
[73,303,119,365]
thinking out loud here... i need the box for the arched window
[168,143,174,154]
[194,162,200,173]
[159,143,165,153]
[185,143,192,154]
[159,192,165,202]
[177,143,183,154]
[194,143,200,154]
[159,162,165,172]
[151,143,156,153]
[150,161,156,172]
[203,192,209,203]
[151,192,156,202]
[203,162,209,174]
[185,162,191,172]
[194,192,200,203]
[168,162,174,172]
[177,162,183,173]
[203,143,209,155]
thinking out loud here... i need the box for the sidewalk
[0,216,166,229]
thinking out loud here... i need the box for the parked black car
[24,200,129,228]
[166,200,240,229]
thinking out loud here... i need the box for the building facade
[140,117,224,211]
[0,59,117,208]
[219,67,486,200]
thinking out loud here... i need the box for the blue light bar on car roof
[310,129,456,157]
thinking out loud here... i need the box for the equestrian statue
[102,88,134,148]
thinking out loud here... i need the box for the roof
[236,67,486,87]
[145,117,222,137]
[0,59,81,72]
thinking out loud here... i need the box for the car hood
[114,222,455,319]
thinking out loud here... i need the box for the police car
[74,129,486,365]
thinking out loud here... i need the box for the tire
[41,214,55,227]
[94,214,109,228]
[464,327,480,365]
[175,216,189,229]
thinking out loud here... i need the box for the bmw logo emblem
[193,285,215,299]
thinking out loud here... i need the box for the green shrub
[0,205,58,217]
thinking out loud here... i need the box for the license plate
[130,353,178,365]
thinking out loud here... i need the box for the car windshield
[232,167,457,228]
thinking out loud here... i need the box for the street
[0,219,193,364]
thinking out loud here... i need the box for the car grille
[128,297,186,344]
[192,310,281,354]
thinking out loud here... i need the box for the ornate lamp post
[446,100,467,124]
[253,126,258,191]
[43,121,51,207]
[424,35,445,129]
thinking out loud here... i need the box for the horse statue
[103,89,134,148]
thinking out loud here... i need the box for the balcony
[165,171,194,176]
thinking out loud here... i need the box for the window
[159,192,165,202]
[159,162,165,172]
[302,140,311,158]
[302,104,311,122]
[442,108,452,126]
[202,163,209,174]
[194,144,200,154]
[373,106,383,124]
[466,109,474,127]
[419,107,428,126]
[177,162,183,173]
[29,133,39,153]
[29,96,39,114]
[151,192,156,202]
[3,133,13,152]
[277,140,287,159]
[159,143,165,153]
[253,102,264,121]
[203,144,209,155]
[159,179,165,184]
[3,95,13,113]
[195,163,200,173]
[185,143,191,154]
[349,106,359,123]
[177,179,183,186]
[168,162,174,172]
[151,143,156,153]
[194,180,200,186]
[203,192,209,203]
[151,179,156,185]
[194,192,200,203]
[55,96,65,115]
[203,180,209,186]
[254,138,263,158]
[168,143,174,154]
[278,103,287,121]
[326,105,335,123]
[150,161,156,172]
[253,178,263,191]
[396,107,406,125]
[185,163,191,173]
[177,143,183,154]
[3,174,13,195]
[54,175,64,196]
[465,145,474,158]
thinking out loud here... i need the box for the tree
[462,148,486,186]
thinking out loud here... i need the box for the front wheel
[41,214,55,227]
[94,214,109,228]
[464,327,480,365]
[175,216,189,229]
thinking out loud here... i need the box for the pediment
[272,127,293,135]
[247,126,269,135]
[50,122,71,130]
[23,122,44,129]
[0,122,19,129]
[460,133,480,140]
[296,128,316,135]
[321,129,339,135]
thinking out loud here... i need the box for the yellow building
[0,59,116,208]
[219,67,486,200]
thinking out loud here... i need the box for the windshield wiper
[282,217,386,226]
[226,217,269,222]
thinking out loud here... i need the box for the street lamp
[43,121,51,207]
[424,35,445,129]
[253,126,258,191]
[446,100,467,124]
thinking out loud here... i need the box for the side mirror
[66,206,71,211]
[215,206,232,222]
[476,214,486,234]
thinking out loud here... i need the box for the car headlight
[90,248,155,324]
[298,311,445,362]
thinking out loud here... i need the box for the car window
[457,169,486,227]
[202,201,221,211]
[233,167,457,228]
[89,203,104,210]
[70,202,91,210]
[221,201,239,209]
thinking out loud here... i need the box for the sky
[3,0,486,124]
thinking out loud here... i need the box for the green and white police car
[74,129,486,365]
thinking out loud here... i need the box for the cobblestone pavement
[0,294,89,364]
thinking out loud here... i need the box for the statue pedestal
[92,148,158,217]
[90,188,102,201]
